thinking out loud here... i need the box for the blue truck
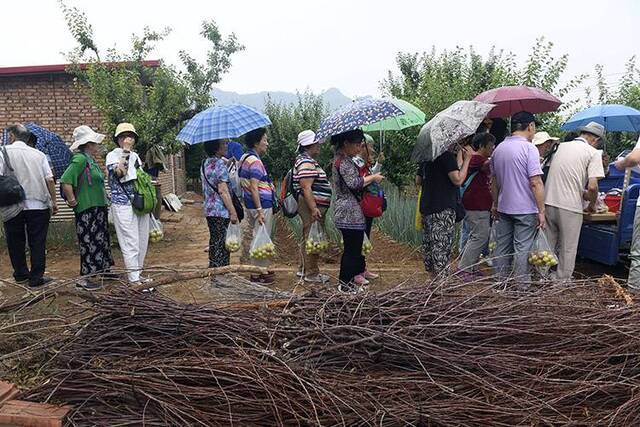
[577,166,640,266]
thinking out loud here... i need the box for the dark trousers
[338,228,366,285]
[207,216,230,268]
[3,209,50,284]
[365,217,374,239]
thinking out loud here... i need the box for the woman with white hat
[60,125,113,291]
[292,130,332,283]
[105,123,150,284]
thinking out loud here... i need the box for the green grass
[0,220,78,250]
[377,184,422,248]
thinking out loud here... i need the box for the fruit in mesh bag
[362,240,373,256]
[149,229,163,243]
[225,238,241,253]
[528,250,558,267]
[488,241,497,252]
[305,238,329,255]
[250,243,276,260]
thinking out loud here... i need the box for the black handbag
[0,146,26,207]
[201,161,244,222]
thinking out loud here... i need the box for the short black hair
[244,128,267,149]
[563,132,578,142]
[203,140,222,157]
[331,129,365,150]
[511,121,532,133]
[472,132,496,151]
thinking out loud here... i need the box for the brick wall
[0,73,102,142]
[0,71,187,216]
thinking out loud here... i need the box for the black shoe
[76,279,102,291]
[29,277,54,289]
[15,277,29,285]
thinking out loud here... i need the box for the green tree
[588,56,640,157]
[380,38,586,186]
[59,1,244,159]
[262,92,330,179]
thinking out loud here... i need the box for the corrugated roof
[0,60,161,77]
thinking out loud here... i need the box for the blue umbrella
[176,104,271,145]
[561,104,640,132]
[315,98,403,141]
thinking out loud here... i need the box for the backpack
[0,146,26,212]
[132,168,157,215]
[280,168,298,218]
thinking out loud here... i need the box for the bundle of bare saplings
[26,277,640,426]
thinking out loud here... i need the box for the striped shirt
[239,150,273,209]
[292,153,332,208]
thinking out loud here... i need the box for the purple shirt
[491,135,542,215]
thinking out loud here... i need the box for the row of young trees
[60,1,639,189]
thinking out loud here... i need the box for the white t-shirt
[0,141,53,210]
[545,138,605,214]
[105,148,141,182]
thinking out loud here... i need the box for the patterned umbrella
[361,98,426,132]
[411,101,495,163]
[1,123,72,179]
[177,104,271,145]
[474,86,561,118]
[26,123,73,179]
[315,98,403,141]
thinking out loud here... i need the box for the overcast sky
[2,0,638,98]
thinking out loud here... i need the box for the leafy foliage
[262,92,331,179]
[379,38,586,186]
[59,1,243,158]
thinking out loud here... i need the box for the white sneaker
[338,283,358,294]
[353,274,369,286]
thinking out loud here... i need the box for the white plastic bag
[305,222,329,255]
[250,223,276,260]
[362,233,373,257]
[227,160,242,197]
[528,231,557,277]
[149,214,163,243]
[225,222,242,253]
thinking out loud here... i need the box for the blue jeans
[494,213,538,281]
[459,217,470,253]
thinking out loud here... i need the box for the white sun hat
[70,125,105,151]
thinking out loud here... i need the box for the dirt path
[0,199,426,306]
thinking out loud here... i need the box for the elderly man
[614,135,640,292]
[544,122,605,279]
[0,124,58,288]
[491,112,545,283]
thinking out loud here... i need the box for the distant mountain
[211,87,352,112]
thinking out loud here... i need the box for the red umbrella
[474,86,561,118]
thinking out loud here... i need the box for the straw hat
[532,131,559,146]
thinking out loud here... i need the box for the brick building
[0,61,186,220]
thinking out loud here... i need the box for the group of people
[201,127,383,293]
[1,123,152,290]
[418,111,609,287]
[3,111,638,294]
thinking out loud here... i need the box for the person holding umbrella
[491,112,545,284]
[417,141,472,274]
[332,129,384,292]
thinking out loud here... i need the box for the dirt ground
[0,199,427,307]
